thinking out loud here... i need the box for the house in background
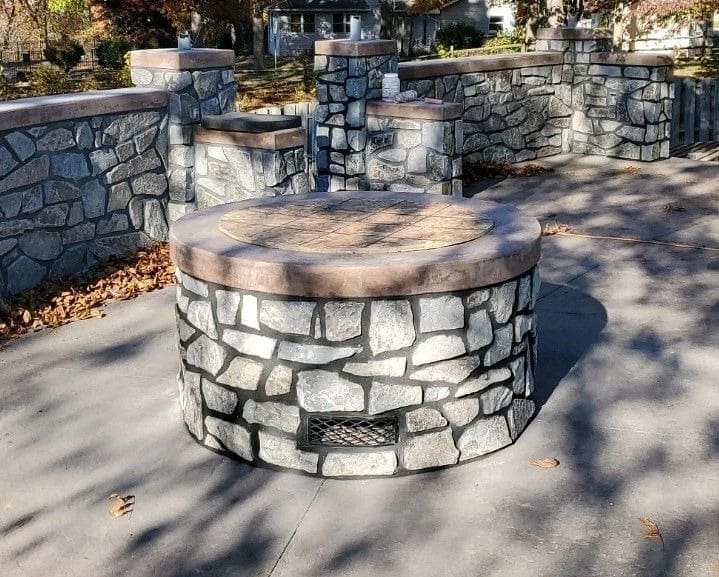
[267,0,515,56]
[267,0,381,57]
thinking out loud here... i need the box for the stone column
[130,49,236,219]
[314,39,398,192]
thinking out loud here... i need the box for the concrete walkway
[1,154,717,577]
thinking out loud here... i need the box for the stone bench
[193,115,310,209]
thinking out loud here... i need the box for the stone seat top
[169,191,541,297]
[201,112,302,133]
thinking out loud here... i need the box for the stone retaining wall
[0,89,170,297]
[175,265,539,477]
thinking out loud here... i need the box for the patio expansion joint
[266,479,326,577]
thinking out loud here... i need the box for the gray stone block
[265,365,293,396]
[187,300,218,339]
[131,172,168,196]
[322,451,397,477]
[455,367,512,397]
[202,380,238,414]
[369,300,415,354]
[442,398,479,426]
[216,290,242,325]
[278,341,360,364]
[179,370,203,440]
[458,414,512,460]
[96,213,128,235]
[216,356,264,390]
[19,230,62,260]
[296,370,365,412]
[479,385,513,415]
[104,112,160,142]
[409,354,481,384]
[406,407,447,432]
[205,416,252,460]
[61,222,95,245]
[324,301,364,341]
[484,324,513,366]
[222,329,276,359]
[243,399,300,433]
[507,398,535,440]
[258,430,318,473]
[343,357,406,377]
[419,295,464,333]
[402,428,459,470]
[412,334,466,366]
[185,334,227,377]
[368,382,422,414]
[425,385,450,401]
[5,132,35,161]
[0,156,48,195]
[7,256,46,294]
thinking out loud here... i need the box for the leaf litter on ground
[109,494,135,518]
[530,457,560,468]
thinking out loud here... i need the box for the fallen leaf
[639,517,665,549]
[662,203,686,213]
[530,457,560,468]
[542,222,574,236]
[623,165,641,175]
[713,560,719,573]
[109,493,135,518]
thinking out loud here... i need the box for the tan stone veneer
[130,48,235,70]
[366,101,463,121]
[193,126,305,150]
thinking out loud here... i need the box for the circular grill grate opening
[306,415,398,448]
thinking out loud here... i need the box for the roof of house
[268,0,371,12]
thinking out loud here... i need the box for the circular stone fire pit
[170,191,541,478]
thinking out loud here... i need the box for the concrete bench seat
[201,111,302,133]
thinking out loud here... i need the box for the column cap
[315,39,397,57]
[130,48,234,70]
[536,27,613,40]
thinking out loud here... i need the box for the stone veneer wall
[398,29,674,163]
[130,49,236,220]
[0,89,170,297]
[366,102,464,195]
[194,141,309,208]
[314,40,398,192]
[174,266,539,478]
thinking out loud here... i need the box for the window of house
[333,13,351,34]
[489,15,504,33]
[289,13,315,33]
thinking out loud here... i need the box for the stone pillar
[130,49,236,218]
[366,100,464,196]
[314,39,398,192]
[537,28,673,161]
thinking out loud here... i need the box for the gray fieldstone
[406,407,448,432]
[507,398,535,440]
[0,191,22,218]
[265,365,293,396]
[36,204,68,227]
[369,300,415,354]
[75,123,93,150]
[51,153,90,178]
[104,111,160,142]
[457,414,512,460]
[412,334,466,366]
[37,128,74,152]
[324,301,364,341]
[143,199,168,241]
[81,180,107,219]
[442,398,480,426]
[135,126,159,154]
[278,342,361,364]
[216,290,242,325]
[202,380,238,414]
[322,451,397,477]
[368,382,422,414]
[49,245,85,278]
[96,213,128,235]
[409,354,480,383]
[61,222,94,245]
[185,334,226,377]
[467,309,493,352]
[479,386,513,415]
[260,300,315,335]
[0,218,33,238]
[193,70,222,99]
[402,428,459,470]
[425,386,450,401]
[131,172,168,196]
[242,400,300,433]
[259,431,318,473]
[0,156,48,194]
[241,294,260,329]
[179,370,203,440]
[489,281,516,324]
[343,357,406,378]
[89,149,119,175]
[128,198,144,229]
[517,274,532,310]
[454,368,512,398]
[7,256,46,294]
[484,324,513,366]
[177,319,195,342]
[176,286,190,314]
[22,185,44,213]
[187,300,218,339]
[510,356,526,394]
[19,230,62,260]
[216,356,264,390]
[205,416,252,460]
[5,132,35,161]
[222,329,276,359]
[107,183,132,212]
[419,295,464,332]
[204,435,223,451]
[43,179,80,204]
[515,314,536,342]
[296,370,365,412]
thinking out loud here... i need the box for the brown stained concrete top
[536,27,613,40]
[194,126,305,150]
[367,100,463,120]
[314,39,397,57]
[130,48,234,70]
[0,88,168,132]
[170,191,541,297]
[590,51,674,67]
[399,52,563,80]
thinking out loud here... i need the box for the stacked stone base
[175,266,539,478]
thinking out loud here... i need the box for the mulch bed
[463,160,554,183]
[0,243,175,347]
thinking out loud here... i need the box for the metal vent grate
[306,415,398,448]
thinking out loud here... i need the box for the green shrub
[435,23,484,53]
[30,65,75,95]
[96,37,132,70]
[44,38,85,72]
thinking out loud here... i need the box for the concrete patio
[1,154,717,577]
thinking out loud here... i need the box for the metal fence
[670,76,719,149]
[0,41,99,77]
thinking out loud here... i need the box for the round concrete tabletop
[169,191,542,297]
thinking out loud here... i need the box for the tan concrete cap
[130,48,234,70]
[399,52,563,80]
[314,39,397,57]
[194,126,305,150]
[590,51,674,67]
[0,88,168,132]
[536,27,613,40]
[170,191,541,297]
[367,100,463,120]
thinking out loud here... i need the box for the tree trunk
[252,4,264,70]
